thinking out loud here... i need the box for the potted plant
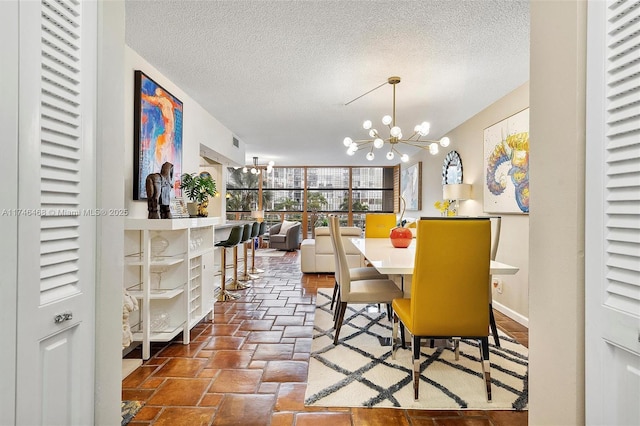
[180,171,217,217]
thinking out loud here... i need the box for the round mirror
[442,150,463,185]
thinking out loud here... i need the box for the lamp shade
[443,183,472,200]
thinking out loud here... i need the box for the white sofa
[300,226,365,273]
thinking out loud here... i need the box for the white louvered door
[16,0,97,424]
[586,0,640,424]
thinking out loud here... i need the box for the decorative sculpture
[146,162,174,219]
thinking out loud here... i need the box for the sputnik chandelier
[242,156,274,175]
[343,76,450,162]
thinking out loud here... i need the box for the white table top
[350,237,519,276]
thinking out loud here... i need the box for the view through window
[226,166,396,238]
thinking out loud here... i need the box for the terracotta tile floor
[123,251,528,426]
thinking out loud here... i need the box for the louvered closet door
[16,0,97,424]
[586,0,640,424]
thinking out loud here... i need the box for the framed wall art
[401,161,422,211]
[483,108,529,213]
[133,70,184,200]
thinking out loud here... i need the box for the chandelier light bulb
[400,154,409,162]
[349,142,358,151]
[382,115,392,125]
[440,137,450,147]
[343,137,353,147]
[390,126,401,137]
[369,129,377,138]
[374,138,384,149]
[418,121,430,136]
[347,148,356,156]
[366,152,375,161]
[429,143,439,155]
[251,167,257,174]
[268,160,275,166]
[363,120,372,130]
[242,167,248,173]
[386,151,395,160]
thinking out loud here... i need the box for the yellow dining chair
[391,218,492,401]
[329,215,404,345]
[364,213,397,238]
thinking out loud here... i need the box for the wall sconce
[443,183,472,216]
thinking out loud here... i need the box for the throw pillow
[278,220,298,235]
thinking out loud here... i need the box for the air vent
[232,136,239,148]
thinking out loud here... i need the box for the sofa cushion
[278,220,298,235]
[300,226,365,273]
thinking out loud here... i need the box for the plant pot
[186,202,198,217]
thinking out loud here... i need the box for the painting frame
[483,108,530,214]
[401,161,422,211]
[133,70,184,200]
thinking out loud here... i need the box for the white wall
[95,1,126,425]
[529,1,586,424]
[0,1,19,422]
[123,47,245,218]
[407,82,530,322]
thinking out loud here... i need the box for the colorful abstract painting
[483,108,529,213]
[133,70,183,200]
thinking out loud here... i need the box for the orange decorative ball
[390,227,412,248]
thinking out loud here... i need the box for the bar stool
[231,223,255,288]
[214,225,243,301]
[248,221,264,275]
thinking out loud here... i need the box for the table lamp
[443,183,472,216]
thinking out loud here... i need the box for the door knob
[54,312,73,324]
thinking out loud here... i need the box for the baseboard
[493,301,529,328]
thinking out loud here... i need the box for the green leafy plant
[180,172,217,204]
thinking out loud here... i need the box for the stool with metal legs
[230,223,255,288]
[214,225,243,301]
[248,221,264,275]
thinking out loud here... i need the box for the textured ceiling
[125,0,529,167]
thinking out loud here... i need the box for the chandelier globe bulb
[366,152,375,161]
[242,167,248,173]
[390,126,401,137]
[374,138,384,149]
[400,154,409,162]
[363,120,372,130]
[343,137,353,147]
[268,160,275,166]
[347,148,356,156]
[369,129,377,138]
[439,137,450,147]
[349,142,358,151]
[382,115,392,126]
[429,143,439,155]
[386,151,395,160]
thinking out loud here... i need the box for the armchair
[269,221,301,251]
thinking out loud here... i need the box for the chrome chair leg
[480,337,492,402]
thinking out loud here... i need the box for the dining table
[350,237,519,276]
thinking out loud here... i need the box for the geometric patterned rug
[305,290,528,410]
[255,248,287,257]
[121,400,144,426]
